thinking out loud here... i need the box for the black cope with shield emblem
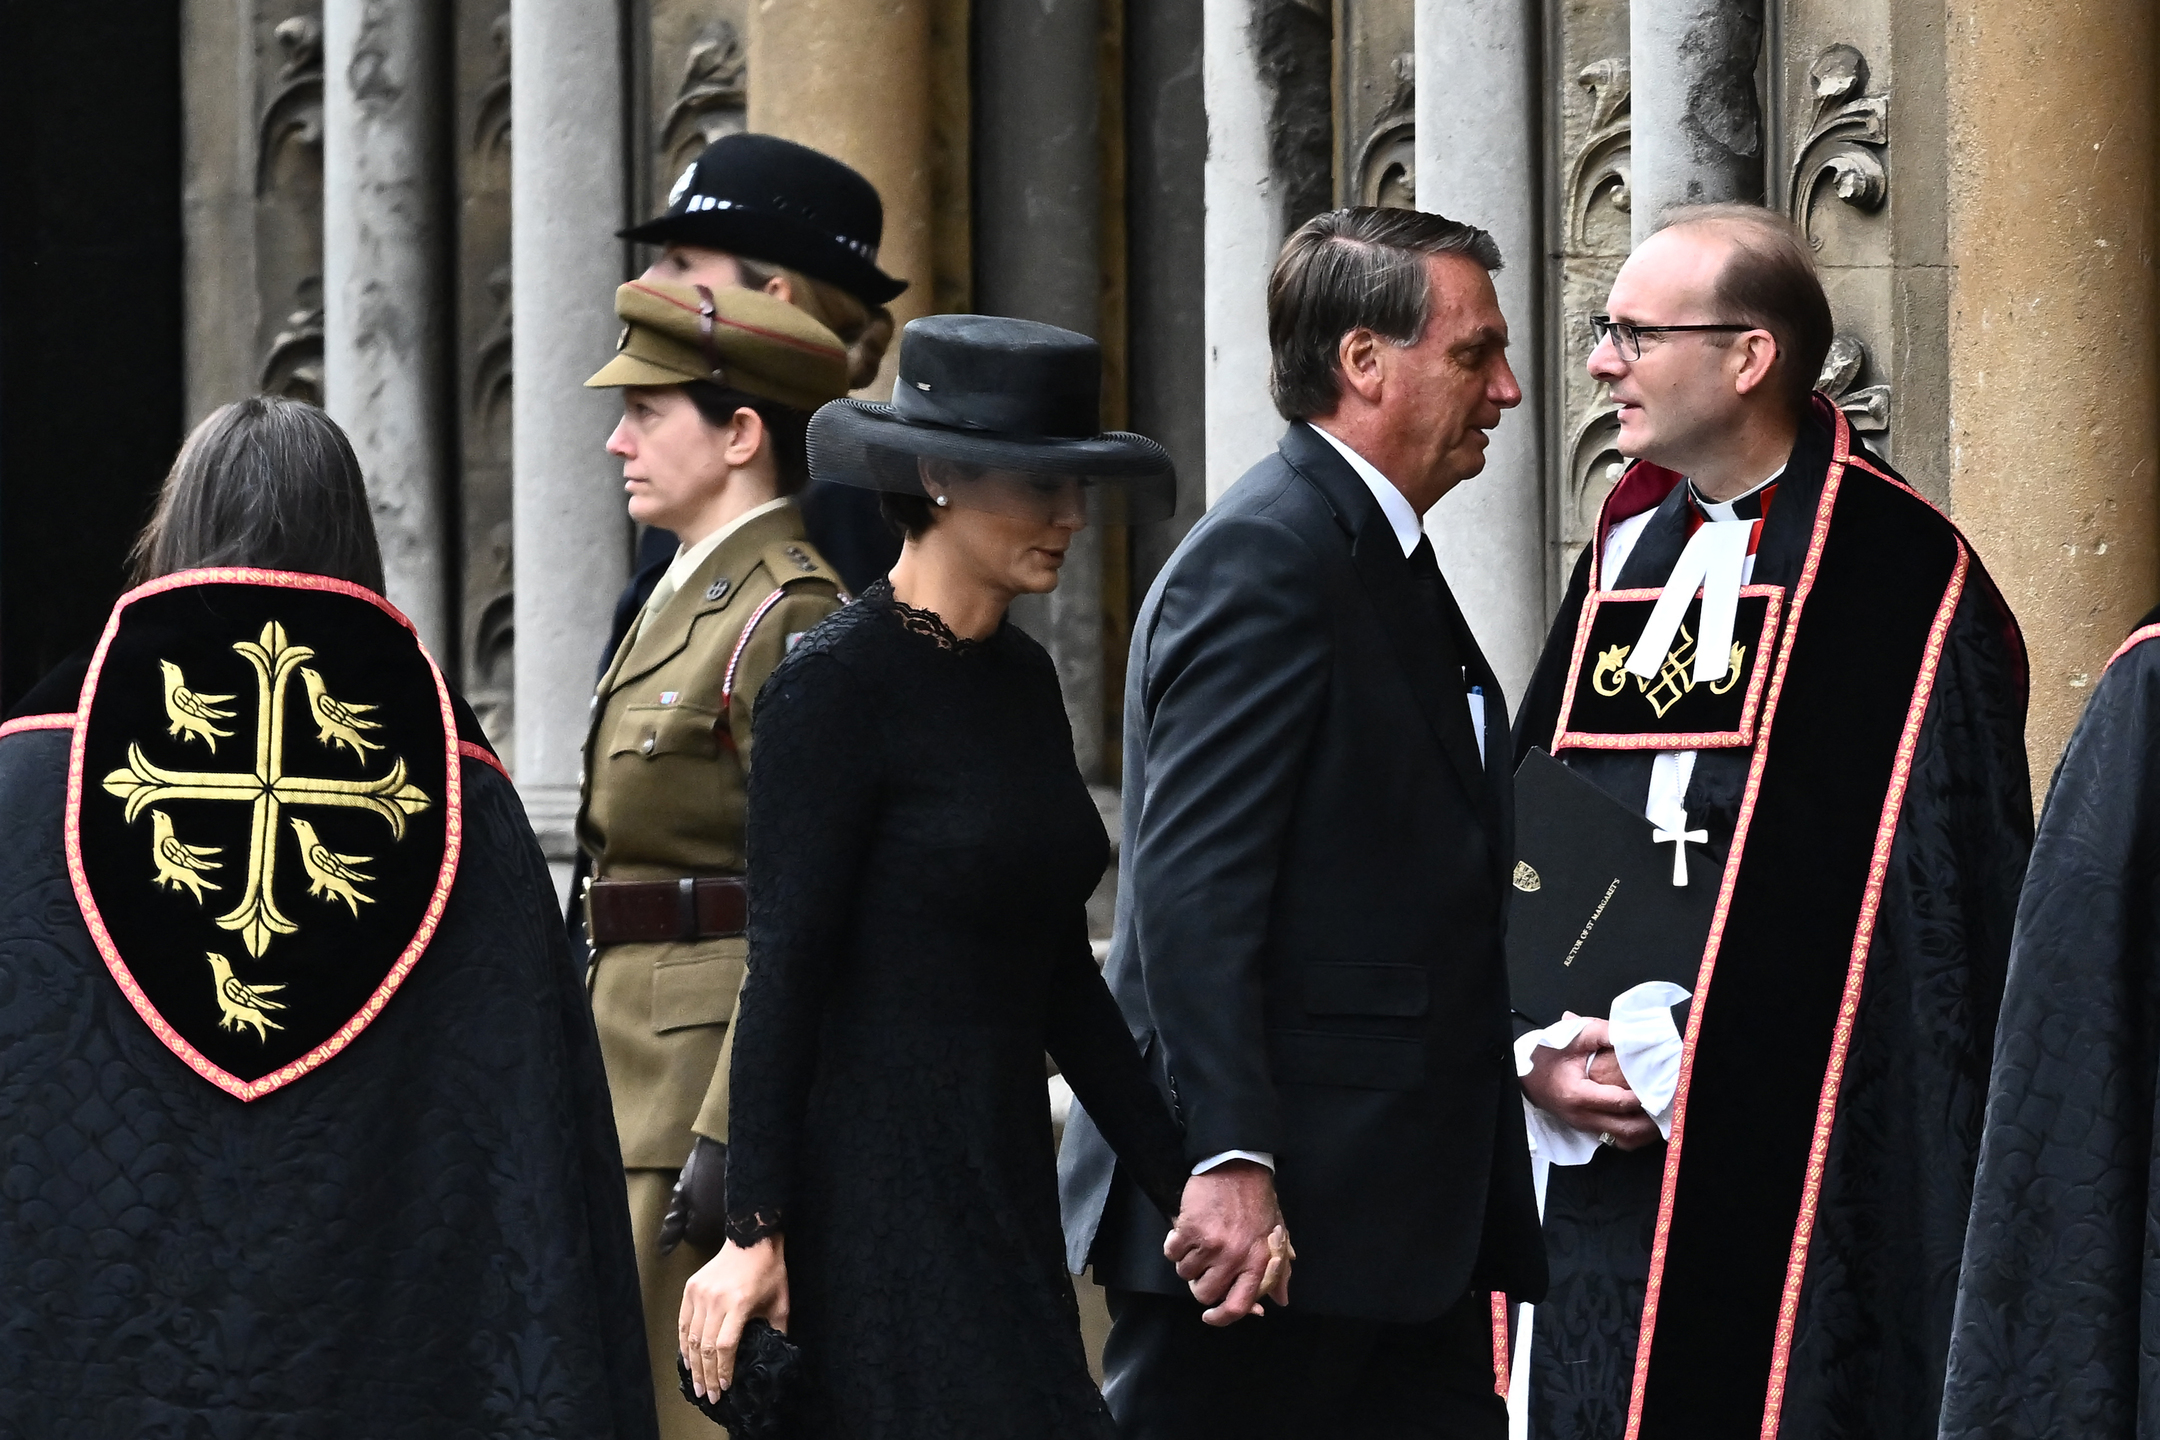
[1554,585,1786,752]
[67,573,459,1099]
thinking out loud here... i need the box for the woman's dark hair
[1267,206,1504,421]
[129,395,385,590]
[683,381,812,496]
[879,489,935,539]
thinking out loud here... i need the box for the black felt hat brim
[808,399,1178,523]
[620,207,909,307]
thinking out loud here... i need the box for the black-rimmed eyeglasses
[1590,314,1756,361]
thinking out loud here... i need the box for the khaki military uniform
[578,499,843,1438]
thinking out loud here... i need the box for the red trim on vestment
[2107,624,2160,671]
[1490,1293,1512,1397]
[63,567,464,1102]
[0,712,74,740]
[458,739,511,781]
[1754,540,1969,1435]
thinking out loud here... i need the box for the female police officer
[576,277,852,1439]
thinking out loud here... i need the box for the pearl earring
[933,495,950,507]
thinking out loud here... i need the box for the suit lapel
[1278,425,1490,806]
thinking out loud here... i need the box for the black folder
[1505,748,1720,1027]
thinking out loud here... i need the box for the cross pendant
[1652,815,1709,886]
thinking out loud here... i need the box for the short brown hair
[129,396,385,591]
[1653,204,1833,417]
[1267,207,1503,420]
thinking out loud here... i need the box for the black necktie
[1406,534,1446,626]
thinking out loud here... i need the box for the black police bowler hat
[621,133,908,306]
[807,315,1178,523]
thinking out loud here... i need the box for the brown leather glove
[658,1135,729,1255]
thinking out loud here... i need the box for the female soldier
[576,278,853,1440]
[623,130,910,594]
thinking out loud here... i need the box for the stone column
[1126,0,1207,591]
[1946,0,2158,777]
[1202,0,1287,503]
[747,0,936,393]
[511,0,629,864]
[973,0,1106,780]
[1416,0,1544,700]
[1628,0,1764,240]
[322,0,453,655]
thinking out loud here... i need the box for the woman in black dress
[676,316,1273,1437]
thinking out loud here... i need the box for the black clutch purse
[676,1319,807,1439]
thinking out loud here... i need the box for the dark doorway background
[0,1,185,711]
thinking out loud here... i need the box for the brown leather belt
[586,876,747,947]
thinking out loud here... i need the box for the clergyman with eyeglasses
[1504,204,2033,1438]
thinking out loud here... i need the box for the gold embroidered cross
[102,622,431,957]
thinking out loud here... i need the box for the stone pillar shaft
[1946,0,2159,776]
[1202,0,1286,503]
[1125,0,1207,590]
[973,0,1106,780]
[510,0,630,861]
[1628,0,1764,240]
[323,0,452,655]
[748,0,936,389]
[1416,0,1544,702]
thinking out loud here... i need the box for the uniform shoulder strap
[723,542,846,715]
[757,538,847,597]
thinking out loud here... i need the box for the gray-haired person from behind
[1056,206,1546,1440]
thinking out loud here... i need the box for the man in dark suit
[1058,206,1547,1439]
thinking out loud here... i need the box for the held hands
[1518,1016,1659,1151]
[678,1235,789,1400]
[1163,1160,1295,1325]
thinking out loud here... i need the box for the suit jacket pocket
[651,939,749,1034]
[1301,961,1430,1017]
[1268,1029,1426,1091]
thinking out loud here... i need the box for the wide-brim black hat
[621,133,908,306]
[807,315,1177,525]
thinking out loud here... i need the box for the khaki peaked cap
[584,278,850,411]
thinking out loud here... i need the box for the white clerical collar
[654,495,793,605]
[1307,422,1423,558]
[1686,465,1784,524]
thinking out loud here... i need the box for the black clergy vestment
[1508,398,2033,1439]
[1940,605,2160,1439]
[0,572,655,1439]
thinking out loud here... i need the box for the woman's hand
[678,1235,790,1399]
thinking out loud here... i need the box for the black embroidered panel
[69,573,457,1097]
[1555,586,1784,751]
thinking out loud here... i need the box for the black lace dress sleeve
[722,645,880,1247]
[1045,909,1188,1224]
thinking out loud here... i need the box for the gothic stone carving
[1786,43,1889,249]
[255,9,325,405]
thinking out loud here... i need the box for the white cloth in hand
[1514,980,1693,1166]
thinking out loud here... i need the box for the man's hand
[1164,1160,1293,1325]
[1519,1017,1660,1150]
